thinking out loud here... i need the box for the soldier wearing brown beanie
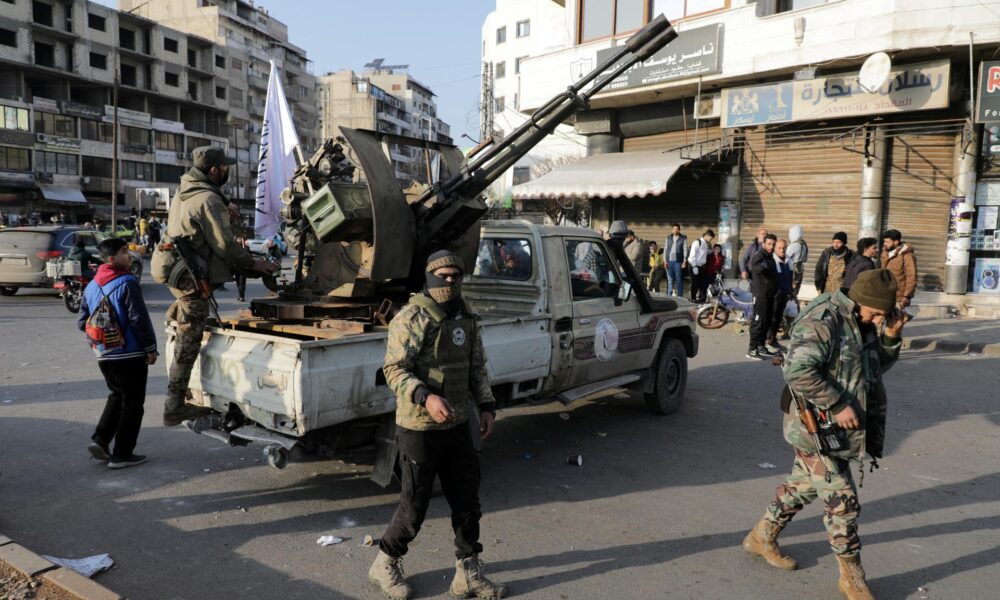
[743,269,905,600]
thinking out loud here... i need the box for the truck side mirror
[616,281,633,305]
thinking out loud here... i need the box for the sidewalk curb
[902,338,1000,357]
[0,532,122,600]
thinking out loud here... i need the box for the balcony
[248,73,268,90]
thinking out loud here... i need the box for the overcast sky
[96,0,495,146]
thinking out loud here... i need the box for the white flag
[254,59,300,239]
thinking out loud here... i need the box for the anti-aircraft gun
[252,16,678,324]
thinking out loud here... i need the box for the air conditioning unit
[36,133,48,143]
[146,145,154,153]
[80,176,91,184]
[694,93,722,120]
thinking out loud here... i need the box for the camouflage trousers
[165,289,209,414]
[763,448,861,556]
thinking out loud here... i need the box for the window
[154,131,182,151]
[34,41,54,67]
[565,239,620,300]
[87,13,105,31]
[120,160,152,181]
[155,163,186,182]
[0,27,16,48]
[121,125,150,148]
[496,26,506,44]
[215,85,226,100]
[512,166,531,186]
[3,105,30,131]
[653,0,729,21]
[0,146,30,171]
[516,19,530,38]
[32,1,53,27]
[187,48,196,67]
[231,57,243,71]
[36,151,78,175]
[580,0,666,42]
[214,54,225,68]
[34,112,75,137]
[187,81,198,100]
[187,135,210,151]
[473,238,533,281]
[495,61,506,79]
[230,87,243,107]
[89,52,107,69]
[515,56,527,75]
[82,155,112,178]
[495,96,505,112]
[773,0,827,13]
[80,118,113,142]
[119,27,135,50]
[164,71,179,87]
[164,37,178,53]
[120,63,136,86]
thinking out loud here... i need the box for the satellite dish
[858,52,892,94]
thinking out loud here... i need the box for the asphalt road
[0,273,997,600]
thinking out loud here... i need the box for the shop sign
[104,105,151,127]
[595,24,723,92]
[975,179,1000,206]
[975,61,1000,123]
[151,117,185,133]
[0,170,35,187]
[0,129,36,147]
[721,60,950,128]
[60,101,103,120]
[972,258,1000,293]
[32,96,59,112]
[41,136,81,152]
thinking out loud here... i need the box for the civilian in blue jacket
[78,238,158,469]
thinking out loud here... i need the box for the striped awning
[39,185,87,204]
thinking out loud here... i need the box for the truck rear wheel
[644,338,687,415]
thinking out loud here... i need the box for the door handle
[558,332,573,350]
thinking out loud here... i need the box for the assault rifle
[774,356,846,481]
[170,236,222,325]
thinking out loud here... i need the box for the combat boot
[368,550,412,600]
[836,554,875,600]
[742,518,798,570]
[450,555,507,599]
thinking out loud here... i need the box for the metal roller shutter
[611,170,721,248]
[623,126,722,153]
[881,133,954,291]
[739,129,862,283]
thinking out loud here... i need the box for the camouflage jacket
[155,168,253,286]
[782,290,901,460]
[383,293,495,431]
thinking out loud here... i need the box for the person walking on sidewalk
[369,251,507,600]
[747,234,779,360]
[78,238,158,469]
[815,232,855,295]
[663,224,688,297]
[151,146,279,427]
[687,229,715,303]
[880,229,917,311]
[647,241,665,293]
[842,238,879,292]
[766,238,794,351]
[742,269,905,600]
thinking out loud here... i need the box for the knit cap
[848,269,897,312]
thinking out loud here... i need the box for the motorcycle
[47,258,90,313]
[696,273,798,330]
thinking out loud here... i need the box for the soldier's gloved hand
[834,405,861,430]
[252,259,279,274]
[425,394,454,424]
[479,411,495,440]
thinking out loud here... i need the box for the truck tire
[0,286,17,296]
[644,338,687,415]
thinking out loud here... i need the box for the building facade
[509,0,1000,299]
[120,0,319,207]
[481,0,586,208]
[0,0,232,224]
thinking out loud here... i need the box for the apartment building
[318,63,454,185]
[120,0,319,204]
[508,0,1000,299]
[0,0,231,223]
[481,0,586,205]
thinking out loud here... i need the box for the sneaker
[88,440,110,461]
[108,454,147,469]
[746,349,765,361]
[768,340,787,352]
[757,346,775,356]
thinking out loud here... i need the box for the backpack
[85,282,125,355]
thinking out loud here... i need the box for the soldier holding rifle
[742,269,906,600]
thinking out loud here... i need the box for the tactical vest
[396,294,477,431]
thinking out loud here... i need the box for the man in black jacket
[747,234,779,361]
[841,237,879,292]
[814,231,855,294]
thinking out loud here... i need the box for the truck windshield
[472,238,532,280]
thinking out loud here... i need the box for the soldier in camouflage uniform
[151,147,278,427]
[743,269,906,600]
[369,250,507,600]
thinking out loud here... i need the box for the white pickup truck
[168,221,699,479]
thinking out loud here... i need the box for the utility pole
[111,70,119,230]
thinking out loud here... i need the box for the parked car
[0,226,143,296]
[104,224,135,241]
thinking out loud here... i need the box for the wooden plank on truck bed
[226,318,370,340]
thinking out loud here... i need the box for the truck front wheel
[644,338,687,415]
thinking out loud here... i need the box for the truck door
[563,238,641,387]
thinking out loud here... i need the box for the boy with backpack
[77,238,158,469]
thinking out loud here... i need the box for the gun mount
[250,15,677,323]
